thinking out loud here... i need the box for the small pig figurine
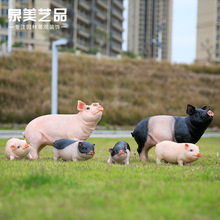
[53,138,95,161]
[155,141,201,166]
[132,104,214,162]
[23,100,103,159]
[5,138,32,160]
[107,141,131,165]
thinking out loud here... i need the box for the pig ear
[185,144,189,149]
[201,105,210,111]
[186,104,196,115]
[77,100,86,111]
[109,148,113,153]
[10,145,16,150]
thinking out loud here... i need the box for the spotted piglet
[53,138,95,161]
[5,138,32,160]
[155,140,201,166]
[107,141,131,165]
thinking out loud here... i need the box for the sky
[122,0,198,64]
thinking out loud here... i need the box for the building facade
[0,0,124,56]
[196,0,220,62]
[127,0,172,61]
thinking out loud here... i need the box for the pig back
[155,141,182,163]
[24,114,87,144]
[148,116,175,143]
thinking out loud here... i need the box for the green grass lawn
[0,137,219,220]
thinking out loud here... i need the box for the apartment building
[0,0,124,56]
[127,0,172,61]
[196,0,220,62]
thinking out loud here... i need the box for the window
[1,35,8,41]
[2,9,8,16]
[1,23,8,29]
[20,31,26,38]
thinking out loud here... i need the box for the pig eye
[86,107,90,110]
[82,147,86,150]
[190,149,193,152]
[17,146,20,149]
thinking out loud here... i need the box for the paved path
[0,130,220,139]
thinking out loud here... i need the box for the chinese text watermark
[8,8,67,30]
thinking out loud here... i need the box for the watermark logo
[8,8,67,30]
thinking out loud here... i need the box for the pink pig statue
[23,100,104,159]
[5,138,32,160]
[155,141,201,166]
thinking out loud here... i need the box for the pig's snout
[89,151,94,156]
[195,152,201,157]
[119,150,124,156]
[98,105,104,112]
[207,110,214,117]
[23,143,29,149]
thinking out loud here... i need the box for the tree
[121,50,137,58]
[0,17,5,25]
[93,27,109,54]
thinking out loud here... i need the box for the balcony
[112,21,123,32]
[50,29,70,39]
[112,8,124,21]
[96,11,107,21]
[77,11,91,25]
[77,27,90,39]
[78,0,91,11]
[77,40,89,52]
[111,44,122,53]
[112,34,123,43]
[96,0,108,10]
[51,0,70,8]
[113,0,124,10]
[95,23,107,33]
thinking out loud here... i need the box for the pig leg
[29,146,39,159]
[72,158,79,162]
[30,144,46,159]
[107,156,113,164]
[53,155,60,161]
[139,145,151,162]
[26,153,33,160]
[156,157,162,165]
[177,160,183,166]
[139,135,156,162]
[53,148,59,161]
[10,155,15,161]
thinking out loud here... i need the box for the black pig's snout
[207,110,214,117]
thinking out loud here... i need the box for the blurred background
[0,0,219,129]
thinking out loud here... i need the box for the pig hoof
[139,157,148,162]
[31,156,39,160]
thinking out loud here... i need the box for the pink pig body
[5,138,32,160]
[155,141,201,166]
[23,100,103,159]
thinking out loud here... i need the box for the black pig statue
[131,104,214,162]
